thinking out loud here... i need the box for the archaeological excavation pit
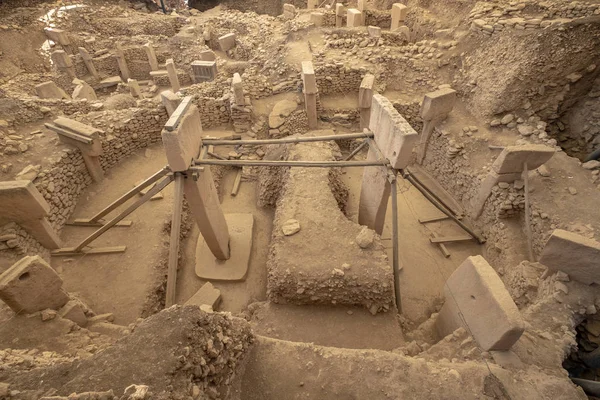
[0,0,600,399]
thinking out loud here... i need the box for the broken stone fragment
[282,219,300,236]
[355,226,375,249]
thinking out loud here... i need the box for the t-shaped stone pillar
[301,61,318,130]
[114,43,130,81]
[51,50,76,79]
[0,181,61,249]
[45,117,105,183]
[359,74,375,130]
[359,94,418,234]
[417,87,456,164]
[347,8,363,27]
[231,73,245,106]
[165,58,181,93]
[335,3,345,28]
[391,3,408,30]
[161,97,230,260]
[143,42,159,71]
[78,47,99,80]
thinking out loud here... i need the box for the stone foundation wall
[392,100,423,133]
[422,128,554,266]
[0,102,168,261]
[315,63,367,95]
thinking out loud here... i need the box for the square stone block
[539,229,600,285]
[436,255,524,351]
[0,256,69,314]
[420,87,456,121]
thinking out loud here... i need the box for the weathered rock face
[7,306,253,399]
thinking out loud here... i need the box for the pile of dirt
[5,306,254,399]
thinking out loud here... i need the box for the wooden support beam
[231,169,242,196]
[390,170,402,313]
[87,167,169,223]
[430,232,451,258]
[71,175,173,253]
[51,246,127,257]
[202,132,373,146]
[165,173,184,308]
[418,215,450,224]
[66,219,132,227]
[429,235,473,243]
[344,140,368,161]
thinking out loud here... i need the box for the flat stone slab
[491,144,555,174]
[268,99,298,129]
[185,282,222,309]
[195,213,253,281]
[539,229,600,285]
[436,255,524,351]
[97,76,122,88]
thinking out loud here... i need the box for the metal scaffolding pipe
[193,159,389,168]
[201,132,374,146]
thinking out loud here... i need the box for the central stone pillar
[301,61,318,130]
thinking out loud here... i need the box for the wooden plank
[51,246,127,257]
[165,173,185,308]
[88,167,168,222]
[429,235,473,244]
[407,165,464,217]
[207,151,227,161]
[74,175,173,252]
[164,96,192,132]
[231,169,243,196]
[67,219,132,227]
[430,232,451,258]
[418,215,450,224]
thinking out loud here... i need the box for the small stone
[498,182,510,189]
[537,165,551,177]
[587,305,597,315]
[555,271,570,282]
[566,73,582,83]
[582,160,600,170]
[568,187,577,195]
[282,219,301,236]
[490,119,501,127]
[41,309,57,321]
[517,124,534,136]
[501,114,514,125]
[355,226,375,249]
[513,180,524,190]
[405,341,422,356]
[332,268,345,277]
[555,281,569,295]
